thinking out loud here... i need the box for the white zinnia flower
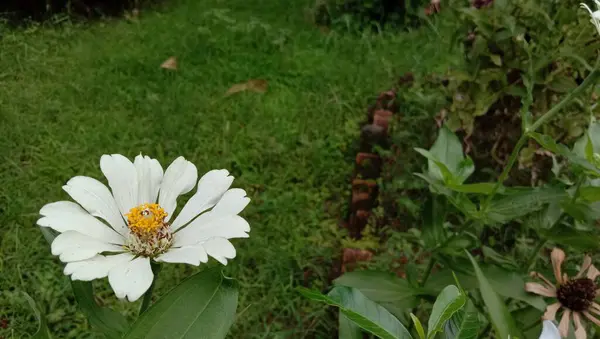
[581,0,600,36]
[37,154,250,302]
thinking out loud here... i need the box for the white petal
[100,154,139,216]
[211,188,250,216]
[64,253,134,281]
[539,320,561,339]
[155,246,208,266]
[108,256,153,302]
[37,201,123,244]
[51,231,124,262]
[170,169,234,231]
[62,176,128,236]
[174,215,250,247]
[134,154,163,205]
[158,157,198,221]
[202,238,236,265]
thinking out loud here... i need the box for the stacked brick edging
[338,90,400,273]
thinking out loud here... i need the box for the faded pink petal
[551,248,566,284]
[543,303,562,321]
[583,311,600,327]
[577,256,592,278]
[532,271,557,289]
[559,310,571,338]
[591,302,600,313]
[525,282,557,297]
[573,312,587,339]
[587,265,600,280]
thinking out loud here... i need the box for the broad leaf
[298,286,413,339]
[333,270,420,315]
[483,267,546,311]
[541,225,600,251]
[485,187,567,224]
[23,292,52,339]
[579,187,600,202]
[466,252,521,339]
[427,285,466,339]
[71,281,128,338]
[443,302,479,339]
[124,267,238,339]
[446,183,497,194]
[339,314,362,339]
[419,126,467,184]
[530,132,600,176]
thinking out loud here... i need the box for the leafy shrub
[0,0,150,22]
[313,0,431,30]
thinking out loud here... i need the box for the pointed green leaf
[446,183,497,194]
[485,187,567,224]
[443,302,479,339]
[466,252,521,339]
[410,313,426,339]
[333,270,420,316]
[298,286,413,339]
[71,281,128,338]
[422,196,447,249]
[339,313,362,339]
[427,286,466,339]
[124,268,238,339]
[23,292,52,339]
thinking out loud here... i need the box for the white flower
[539,320,561,339]
[37,154,250,302]
[581,0,600,36]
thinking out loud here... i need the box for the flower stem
[526,239,547,272]
[483,68,600,209]
[420,256,437,287]
[139,262,161,315]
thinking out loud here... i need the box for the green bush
[0,0,147,22]
[313,0,431,30]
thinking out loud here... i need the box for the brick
[355,153,382,179]
[373,109,393,132]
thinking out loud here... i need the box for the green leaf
[71,281,128,338]
[579,187,600,202]
[541,225,600,251]
[427,285,466,339]
[446,183,497,194]
[485,187,567,224]
[483,266,546,311]
[339,313,362,339]
[410,313,426,339]
[422,196,447,249]
[333,270,420,315]
[466,252,521,339]
[124,267,238,339]
[298,286,413,339]
[23,292,52,339]
[455,157,475,184]
[490,54,502,66]
[443,302,479,339]
[547,74,577,93]
[429,126,465,179]
[415,148,455,183]
[530,132,600,176]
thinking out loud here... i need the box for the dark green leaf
[334,271,420,315]
[530,132,600,176]
[427,285,466,339]
[422,196,447,249]
[481,246,518,270]
[485,187,567,224]
[124,267,238,339]
[23,292,52,339]
[466,252,521,339]
[561,201,600,222]
[547,74,577,93]
[71,281,128,338]
[455,157,475,184]
[541,225,600,251]
[339,313,362,339]
[443,302,479,339]
[298,287,413,339]
[482,266,546,311]
[415,148,455,183]
[446,183,497,194]
[39,227,58,245]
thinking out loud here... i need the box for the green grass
[0,1,453,337]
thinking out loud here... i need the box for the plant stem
[483,68,600,209]
[526,239,547,272]
[420,256,437,287]
[139,262,161,315]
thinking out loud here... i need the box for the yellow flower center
[126,203,168,237]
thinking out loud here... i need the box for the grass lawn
[0,0,453,337]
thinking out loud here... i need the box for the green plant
[301,1,600,337]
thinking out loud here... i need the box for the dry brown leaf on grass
[160,57,178,70]
[225,79,268,96]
